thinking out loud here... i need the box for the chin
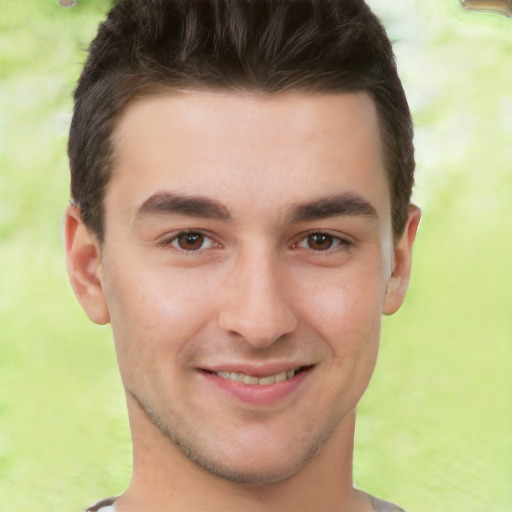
[131,387,337,486]
[183,446,319,486]
[158,414,327,485]
[164,418,328,486]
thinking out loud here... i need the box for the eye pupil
[178,233,203,250]
[308,233,333,250]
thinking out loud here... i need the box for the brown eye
[171,232,212,251]
[308,233,335,250]
[297,233,346,251]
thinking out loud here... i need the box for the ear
[64,204,110,325]
[383,204,421,315]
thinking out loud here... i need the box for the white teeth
[258,375,275,385]
[230,372,244,383]
[243,375,259,385]
[215,368,301,385]
[274,371,287,383]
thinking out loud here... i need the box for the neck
[115,394,371,512]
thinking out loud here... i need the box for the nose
[218,251,298,349]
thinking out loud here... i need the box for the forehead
[107,91,389,225]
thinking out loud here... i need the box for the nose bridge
[219,245,298,348]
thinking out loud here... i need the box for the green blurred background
[0,0,511,510]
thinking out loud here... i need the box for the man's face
[68,91,417,484]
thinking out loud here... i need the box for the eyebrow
[135,192,232,221]
[135,191,378,224]
[287,193,378,223]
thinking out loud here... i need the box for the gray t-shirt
[85,493,405,511]
[368,492,406,511]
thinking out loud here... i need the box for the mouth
[198,365,313,406]
[207,366,309,386]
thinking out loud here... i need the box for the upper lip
[198,362,313,378]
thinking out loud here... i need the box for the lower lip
[200,369,311,407]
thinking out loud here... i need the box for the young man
[65,1,420,510]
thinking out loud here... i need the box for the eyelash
[292,231,353,253]
[157,230,352,254]
[157,230,220,252]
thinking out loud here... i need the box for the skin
[65,91,420,511]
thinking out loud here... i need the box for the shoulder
[367,493,406,512]
[83,497,116,512]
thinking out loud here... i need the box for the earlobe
[383,204,421,315]
[64,204,110,325]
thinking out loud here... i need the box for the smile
[214,368,302,386]
[200,366,312,406]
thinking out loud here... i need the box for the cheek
[293,262,386,403]
[295,264,386,348]
[101,263,219,373]
[309,272,384,399]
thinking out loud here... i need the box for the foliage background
[0,0,511,510]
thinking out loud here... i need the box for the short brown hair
[69,0,414,241]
